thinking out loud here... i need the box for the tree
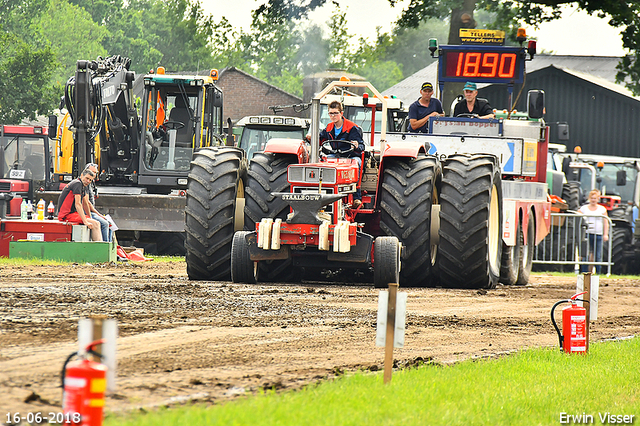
[126,0,216,73]
[392,0,640,95]
[349,31,404,91]
[0,33,59,123]
[0,0,59,123]
[35,0,109,86]
[246,4,304,95]
[383,18,449,78]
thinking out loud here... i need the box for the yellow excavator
[43,56,227,254]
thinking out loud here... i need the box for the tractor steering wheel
[457,113,479,119]
[321,140,355,156]
[164,120,185,130]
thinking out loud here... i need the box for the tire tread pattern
[379,155,439,286]
[438,154,502,289]
[185,147,244,280]
[244,152,301,282]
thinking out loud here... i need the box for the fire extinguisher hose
[550,298,590,350]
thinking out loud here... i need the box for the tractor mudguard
[326,232,373,263]
[381,140,428,159]
[245,231,291,261]
[264,138,308,163]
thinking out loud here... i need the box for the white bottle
[20,199,28,220]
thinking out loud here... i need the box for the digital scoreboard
[438,45,526,84]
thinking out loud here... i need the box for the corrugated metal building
[478,64,640,157]
[385,55,640,158]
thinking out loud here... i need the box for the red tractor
[186,40,550,289]
[186,80,508,288]
[231,145,403,287]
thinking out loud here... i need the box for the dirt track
[1,261,639,417]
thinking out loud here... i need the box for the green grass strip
[0,257,71,266]
[105,337,639,426]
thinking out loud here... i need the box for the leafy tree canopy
[0,33,59,123]
[0,0,58,123]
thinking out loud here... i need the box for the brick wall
[217,68,306,123]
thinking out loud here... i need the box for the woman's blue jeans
[580,233,603,273]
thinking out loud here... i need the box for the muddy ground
[1,261,639,419]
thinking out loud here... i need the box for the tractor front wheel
[231,231,257,284]
[374,236,401,288]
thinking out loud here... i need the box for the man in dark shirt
[453,81,495,119]
[408,82,444,132]
[57,168,103,241]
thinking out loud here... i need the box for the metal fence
[533,212,613,276]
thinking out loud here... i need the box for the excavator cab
[139,70,224,191]
[143,90,199,172]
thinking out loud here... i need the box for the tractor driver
[316,100,365,207]
[453,81,495,119]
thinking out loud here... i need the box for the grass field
[105,337,639,426]
[0,254,184,265]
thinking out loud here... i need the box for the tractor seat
[168,96,194,147]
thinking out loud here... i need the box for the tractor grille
[0,181,11,192]
[288,166,336,184]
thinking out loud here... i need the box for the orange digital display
[440,46,525,84]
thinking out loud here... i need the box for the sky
[202,1,627,57]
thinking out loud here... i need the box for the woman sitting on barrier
[578,189,609,274]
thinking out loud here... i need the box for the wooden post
[91,315,106,362]
[583,273,591,352]
[384,283,398,384]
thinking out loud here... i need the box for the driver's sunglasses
[328,112,341,116]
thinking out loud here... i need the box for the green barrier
[9,241,117,263]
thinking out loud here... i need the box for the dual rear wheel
[380,154,504,289]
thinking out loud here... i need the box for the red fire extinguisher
[551,291,589,354]
[61,339,108,426]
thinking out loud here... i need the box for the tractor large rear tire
[562,182,581,211]
[608,226,631,275]
[438,154,503,289]
[185,147,245,281]
[244,152,301,282]
[379,155,440,286]
[155,232,186,256]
